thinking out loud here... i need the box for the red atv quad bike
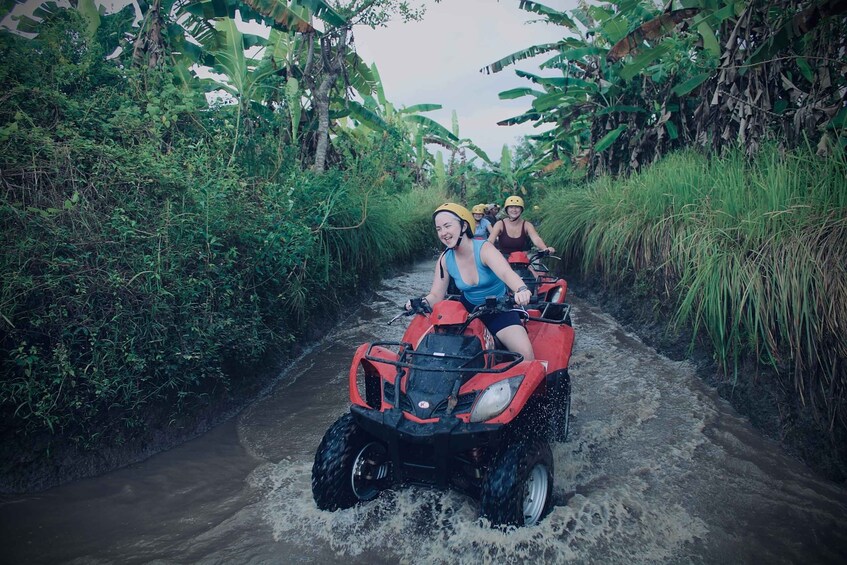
[311,295,575,527]
[506,250,568,306]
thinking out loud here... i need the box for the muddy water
[1,260,846,564]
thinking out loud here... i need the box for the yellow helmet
[504,195,525,209]
[471,204,486,214]
[433,203,475,237]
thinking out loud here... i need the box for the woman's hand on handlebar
[514,288,532,306]
[405,296,431,313]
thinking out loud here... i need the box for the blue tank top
[445,239,506,305]
[474,217,491,238]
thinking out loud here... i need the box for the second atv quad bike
[506,250,568,306]
[311,295,574,527]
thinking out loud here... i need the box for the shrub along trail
[1,260,845,564]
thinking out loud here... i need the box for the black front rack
[527,302,572,325]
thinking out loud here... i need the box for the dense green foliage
[485,0,846,177]
[0,12,441,449]
[539,147,847,435]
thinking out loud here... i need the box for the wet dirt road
[1,260,846,564]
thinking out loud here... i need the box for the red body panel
[350,295,572,426]
[527,320,574,372]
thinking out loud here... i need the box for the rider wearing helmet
[405,203,535,361]
[484,203,500,225]
[487,195,555,256]
[471,204,492,239]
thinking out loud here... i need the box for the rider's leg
[496,325,535,361]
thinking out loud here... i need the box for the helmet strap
[440,221,467,278]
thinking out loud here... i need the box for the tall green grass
[540,147,847,431]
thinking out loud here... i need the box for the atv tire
[480,439,553,527]
[311,413,389,511]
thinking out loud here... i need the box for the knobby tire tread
[480,439,553,526]
[311,412,366,511]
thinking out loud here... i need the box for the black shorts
[460,295,523,334]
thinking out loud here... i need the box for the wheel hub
[351,441,389,500]
[522,463,549,525]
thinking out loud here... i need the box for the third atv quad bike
[311,295,574,527]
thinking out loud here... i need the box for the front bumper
[350,405,506,488]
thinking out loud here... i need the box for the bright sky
[354,0,578,160]
[3,0,580,160]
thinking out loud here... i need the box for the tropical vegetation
[479,0,846,474]
[0,0,455,484]
[483,0,846,177]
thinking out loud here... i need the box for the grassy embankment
[540,147,847,479]
[0,20,444,490]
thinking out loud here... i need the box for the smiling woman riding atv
[406,203,535,361]
[311,202,575,527]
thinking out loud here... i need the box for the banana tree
[339,64,493,184]
[482,0,738,174]
[487,0,846,174]
[239,0,435,171]
[11,0,101,36]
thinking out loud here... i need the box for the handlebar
[469,295,529,322]
[388,296,433,325]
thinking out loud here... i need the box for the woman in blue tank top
[404,203,535,361]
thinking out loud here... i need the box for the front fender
[349,343,399,408]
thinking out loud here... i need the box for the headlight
[469,375,524,423]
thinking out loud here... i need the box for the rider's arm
[406,256,451,311]
[486,220,502,244]
[525,221,555,253]
[422,255,450,306]
[480,242,533,305]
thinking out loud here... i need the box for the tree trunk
[312,28,349,173]
[132,0,164,69]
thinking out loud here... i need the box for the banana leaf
[343,100,389,131]
[671,72,711,96]
[464,141,492,165]
[517,0,578,31]
[399,104,442,114]
[594,124,627,152]
[366,63,387,106]
[696,21,720,57]
[515,70,599,91]
[497,112,542,126]
[481,41,565,75]
[607,9,699,62]
[618,43,672,81]
[403,114,460,142]
[499,87,544,100]
[540,45,607,70]
[295,0,347,27]
[532,90,591,112]
[345,50,377,96]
